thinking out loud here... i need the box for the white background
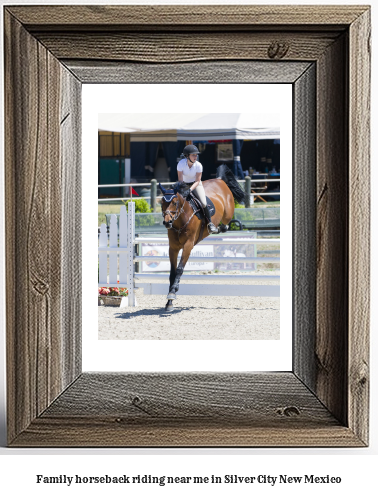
[83,84,292,371]
[0,0,377,498]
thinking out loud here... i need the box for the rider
[177,144,218,233]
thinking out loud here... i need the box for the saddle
[187,193,216,220]
[161,188,216,220]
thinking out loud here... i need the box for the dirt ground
[98,272,280,340]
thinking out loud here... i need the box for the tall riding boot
[203,205,218,233]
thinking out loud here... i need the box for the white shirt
[177,158,203,183]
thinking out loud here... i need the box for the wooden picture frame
[4,5,370,447]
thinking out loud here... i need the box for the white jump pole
[118,204,128,292]
[127,202,136,306]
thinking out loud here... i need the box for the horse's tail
[216,164,246,204]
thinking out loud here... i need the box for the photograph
[97,112,283,341]
[1,0,373,466]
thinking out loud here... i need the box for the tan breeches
[192,181,207,208]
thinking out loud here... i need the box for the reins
[172,206,200,236]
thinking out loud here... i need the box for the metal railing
[98,177,280,207]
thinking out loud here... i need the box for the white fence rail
[98,204,136,306]
[135,274,280,281]
[98,203,280,305]
[134,256,279,263]
[135,237,281,244]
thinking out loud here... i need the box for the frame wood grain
[4,5,370,447]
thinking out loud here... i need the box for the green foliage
[230,206,257,231]
[229,221,243,231]
[123,198,153,213]
[232,200,246,229]
[123,198,156,226]
[234,200,245,209]
[135,213,156,227]
[98,203,122,227]
[234,209,256,222]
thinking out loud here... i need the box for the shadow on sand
[113,305,278,319]
[114,306,192,318]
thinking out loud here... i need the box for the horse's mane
[172,181,191,199]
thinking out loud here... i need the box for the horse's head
[160,182,189,229]
[161,196,179,229]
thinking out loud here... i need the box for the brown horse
[160,164,246,312]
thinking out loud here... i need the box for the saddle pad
[189,196,215,220]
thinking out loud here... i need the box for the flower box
[100,295,129,307]
[98,285,130,307]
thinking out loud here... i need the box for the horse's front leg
[167,240,194,300]
[169,247,179,289]
[166,246,179,303]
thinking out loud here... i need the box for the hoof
[167,292,177,300]
[164,301,174,313]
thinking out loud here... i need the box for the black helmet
[183,145,200,157]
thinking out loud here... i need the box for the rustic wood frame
[4,5,370,447]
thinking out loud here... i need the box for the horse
[160,164,246,312]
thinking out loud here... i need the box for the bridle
[162,196,185,223]
[162,195,199,236]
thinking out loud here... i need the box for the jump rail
[98,203,280,305]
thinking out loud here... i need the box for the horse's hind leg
[214,204,231,234]
[218,222,229,233]
[222,194,236,226]
[167,240,194,299]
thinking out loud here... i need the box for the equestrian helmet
[183,145,200,157]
